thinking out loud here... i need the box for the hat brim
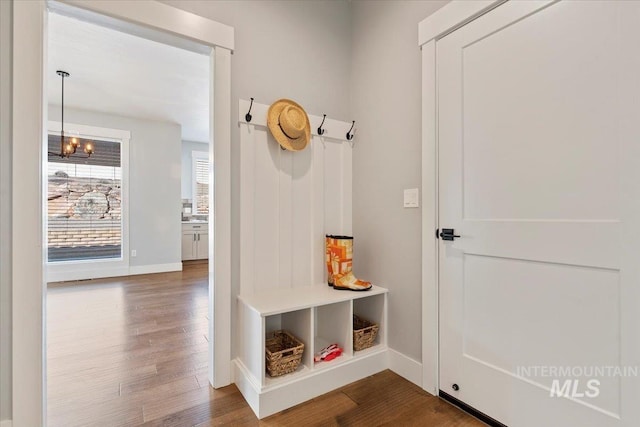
[267,99,311,152]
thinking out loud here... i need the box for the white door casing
[437,1,640,426]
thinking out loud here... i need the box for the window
[192,151,209,215]
[47,134,123,262]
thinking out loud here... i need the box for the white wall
[350,0,448,362]
[162,0,352,359]
[48,106,182,268]
[162,0,451,366]
[161,0,351,119]
[0,0,13,421]
[181,140,208,200]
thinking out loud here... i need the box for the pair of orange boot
[325,235,372,291]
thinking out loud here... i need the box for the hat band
[278,121,301,140]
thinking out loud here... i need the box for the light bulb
[71,137,79,147]
[84,142,93,155]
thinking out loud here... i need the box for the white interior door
[438,1,640,426]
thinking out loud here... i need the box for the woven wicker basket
[353,315,379,351]
[265,330,305,377]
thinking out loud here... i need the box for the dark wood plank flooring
[47,262,483,426]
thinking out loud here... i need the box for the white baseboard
[129,262,183,275]
[47,266,130,282]
[1,419,13,427]
[47,262,182,283]
[388,348,423,388]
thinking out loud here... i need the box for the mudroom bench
[235,284,388,418]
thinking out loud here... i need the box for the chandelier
[48,70,94,159]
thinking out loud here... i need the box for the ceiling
[48,12,210,143]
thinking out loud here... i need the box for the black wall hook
[317,114,326,136]
[346,120,355,141]
[245,97,254,122]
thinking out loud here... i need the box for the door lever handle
[439,228,460,241]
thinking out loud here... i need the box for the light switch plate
[403,188,419,208]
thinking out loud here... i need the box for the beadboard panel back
[239,99,353,294]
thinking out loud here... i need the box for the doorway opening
[12,1,233,424]
[44,7,213,425]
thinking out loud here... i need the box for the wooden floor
[47,262,483,426]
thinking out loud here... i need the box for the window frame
[191,150,209,215]
[45,121,131,281]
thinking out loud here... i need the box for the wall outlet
[131,249,137,257]
[403,188,419,208]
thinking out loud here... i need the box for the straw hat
[267,99,311,151]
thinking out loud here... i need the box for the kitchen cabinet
[182,222,208,260]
